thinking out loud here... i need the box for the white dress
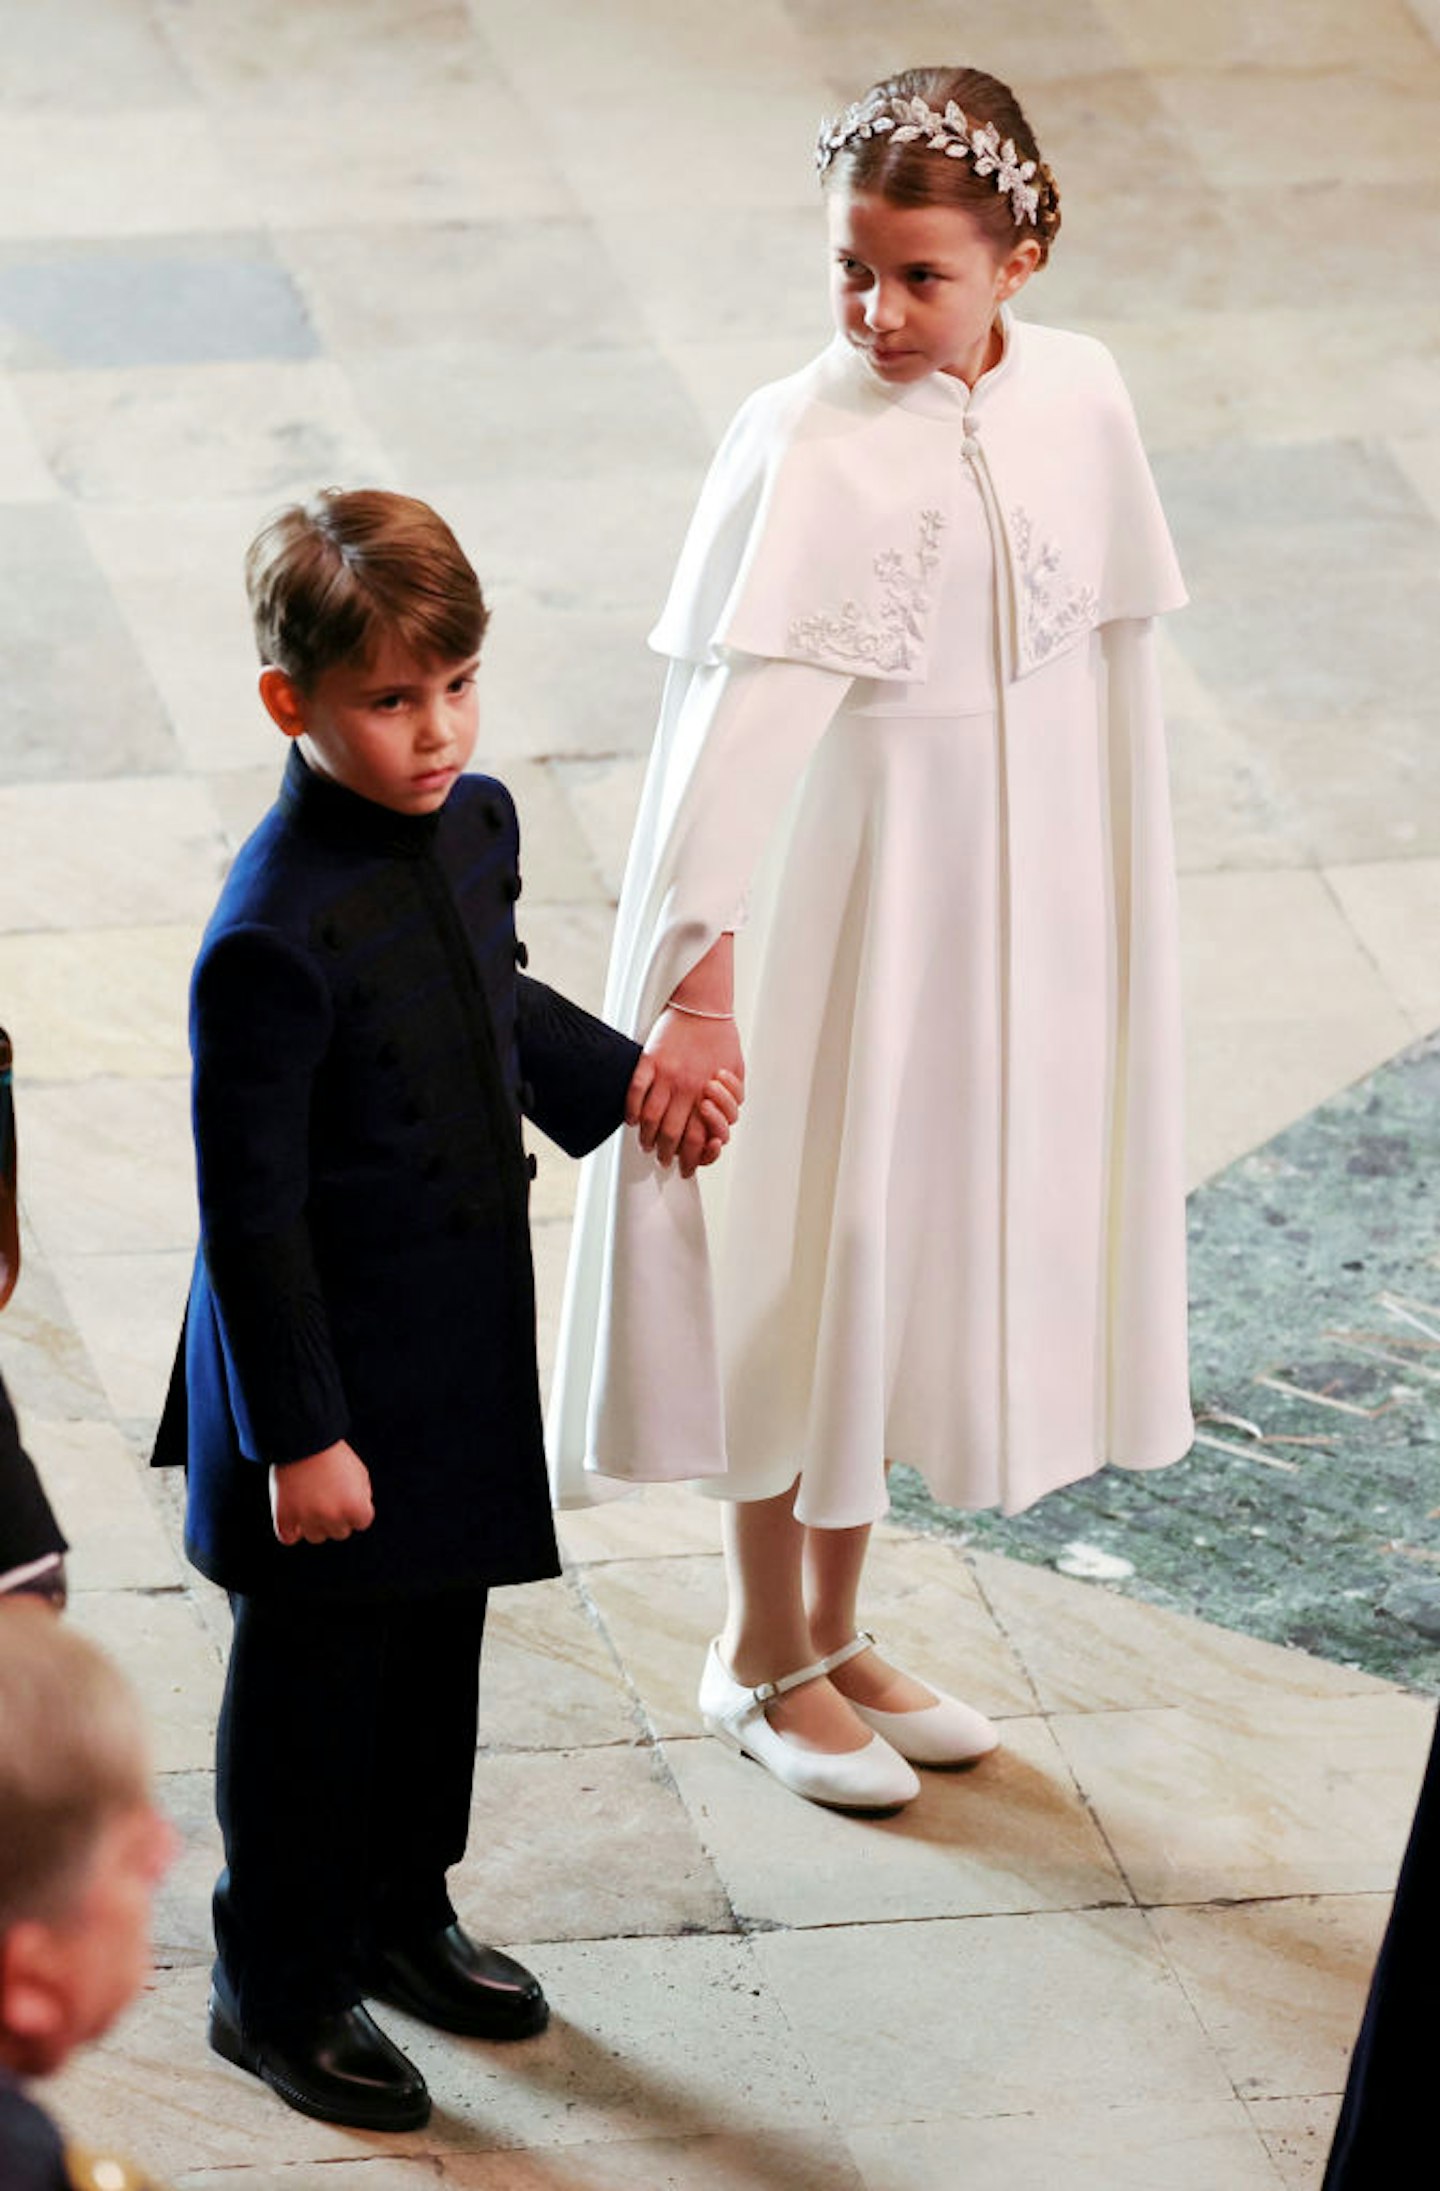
[549,313,1194,1522]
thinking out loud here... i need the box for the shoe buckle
[752,1679,779,1704]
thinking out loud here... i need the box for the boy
[0,1606,176,2188]
[153,490,736,2131]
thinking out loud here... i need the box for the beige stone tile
[0,776,229,932]
[525,1139,580,1227]
[25,1416,184,1592]
[206,764,283,852]
[0,112,254,239]
[1094,0,1434,70]
[557,1482,723,1565]
[479,1576,638,1751]
[504,757,607,904]
[0,1223,112,1419]
[845,2101,1287,2190]
[1148,1897,1388,2102]
[550,757,648,903]
[0,927,195,1080]
[660,336,829,443]
[19,360,391,504]
[477,595,667,763]
[755,1910,1235,2123]
[663,1713,1128,1927]
[968,1548,1398,1714]
[19,1077,194,1256]
[1051,1690,1434,1904]
[579,1553,726,1738]
[157,0,493,101]
[518,904,616,1020]
[1391,433,1440,525]
[433,469,700,629]
[1180,868,1413,1180]
[531,1213,572,1398]
[589,203,830,351]
[440,2131,866,2189]
[49,1248,190,1423]
[385,1932,831,2151]
[79,501,280,774]
[69,1588,224,1774]
[1151,68,1440,187]
[214,84,581,228]
[151,1770,222,1970]
[1248,2096,1344,2191]
[0,377,57,499]
[454,1746,732,1944]
[176,2167,441,2190]
[1324,859,1440,1037]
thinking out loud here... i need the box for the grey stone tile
[845,2102,1288,2191]
[454,1746,734,1943]
[345,346,709,485]
[0,1223,111,1420]
[500,758,606,904]
[789,0,1128,89]
[49,1246,191,1423]
[0,238,318,371]
[476,596,668,761]
[176,2168,440,2190]
[1152,65,1440,189]
[68,1587,225,1774]
[0,375,57,498]
[754,1910,1236,2124]
[1146,1896,1389,2104]
[1154,436,1440,569]
[663,1714,1128,1928]
[551,757,648,902]
[431,468,701,622]
[151,1769,221,1970]
[0,925,196,1082]
[587,204,830,349]
[0,504,177,783]
[17,359,391,503]
[0,0,191,109]
[281,220,635,356]
[1095,0,1432,71]
[1209,177,1440,313]
[479,1576,639,1751]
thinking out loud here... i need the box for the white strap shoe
[698,1640,920,1812]
[836,1632,1000,1765]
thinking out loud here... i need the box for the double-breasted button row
[514,940,529,969]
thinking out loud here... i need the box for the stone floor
[3,0,1440,2184]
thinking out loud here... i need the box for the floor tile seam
[1133,1899,1315,2120]
[1316,858,1431,1038]
[946,1545,1046,1715]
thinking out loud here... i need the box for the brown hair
[0,1609,149,1932]
[822,67,1061,267]
[245,488,490,691]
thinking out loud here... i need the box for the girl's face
[827,188,1039,388]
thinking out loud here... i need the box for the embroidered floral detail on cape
[787,509,945,673]
[1011,506,1098,662]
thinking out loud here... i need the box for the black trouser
[214,1586,488,2033]
[1323,1708,1440,2188]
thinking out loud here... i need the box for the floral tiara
[815,94,1041,227]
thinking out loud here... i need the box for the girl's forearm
[669,930,735,1016]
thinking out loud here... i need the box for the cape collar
[278,745,443,860]
[833,303,1019,426]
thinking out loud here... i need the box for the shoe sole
[703,1714,916,1816]
[364,1980,550,2043]
[208,2002,432,2132]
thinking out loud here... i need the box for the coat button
[481,799,503,832]
[514,939,529,969]
[526,1152,538,1181]
[502,871,522,902]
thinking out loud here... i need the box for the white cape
[549,316,1192,1516]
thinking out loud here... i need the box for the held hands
[270,1439,375,1547]
[627,1011,745,1175]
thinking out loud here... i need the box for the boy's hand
[269,1440,375,1546]
[676,1068,743,1178]
[628,1010,745,1170]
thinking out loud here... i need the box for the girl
[550,66,1192,1811]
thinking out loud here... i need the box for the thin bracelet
[667,998,735,1021]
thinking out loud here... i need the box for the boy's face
[0,1799,177,2077]
[260,635,481,815]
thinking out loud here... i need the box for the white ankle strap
[752,1630,876,1704]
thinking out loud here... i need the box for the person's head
[246,489,489,816]
[0,1609,175,2078]
[816,67,1059,387]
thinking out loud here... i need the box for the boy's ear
[0,1925,69,2076]
[257,666,308,741]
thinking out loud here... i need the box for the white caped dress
[549,312,1194,1523]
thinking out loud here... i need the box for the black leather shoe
[365,1923,549,2040]
[208,1984,430,2130]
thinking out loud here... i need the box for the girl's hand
[677,1067,744,1178]
[269,1440,375,1546]
[627,1010,745,1170]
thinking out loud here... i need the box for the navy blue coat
[153,749,639,1603]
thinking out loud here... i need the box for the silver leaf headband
[815,94,1042,227]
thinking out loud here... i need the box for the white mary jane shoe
[698,1640,920,1812]
[833,1633,1000,1766]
